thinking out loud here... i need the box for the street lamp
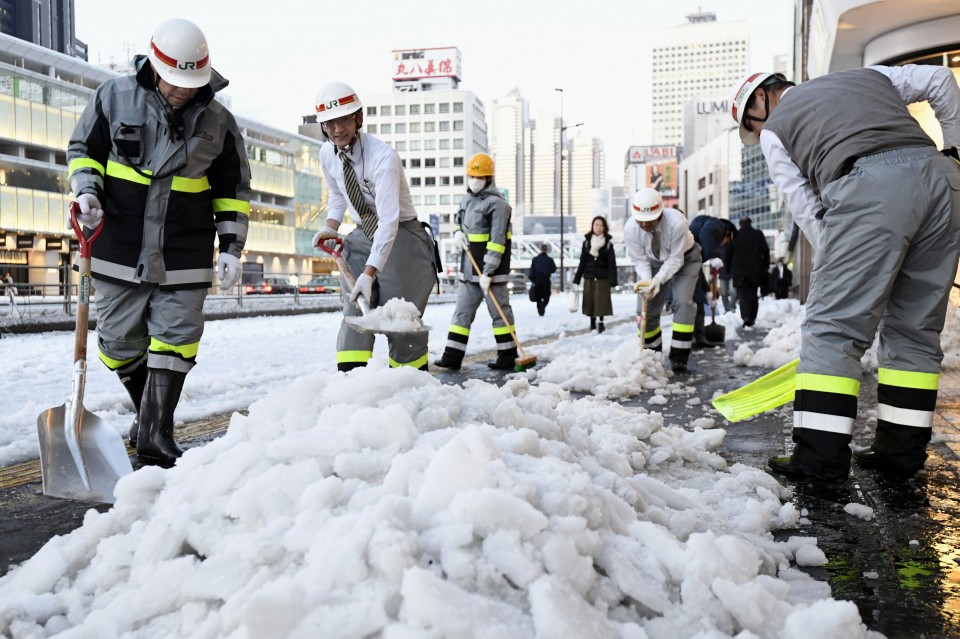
[554,87,583,293]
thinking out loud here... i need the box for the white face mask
[468,177,487,193]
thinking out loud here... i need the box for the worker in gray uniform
[67,18,251,467]
[624,187,702,372]
[312,81,437,372]
[435,153,517,371]
[730,65,960,480]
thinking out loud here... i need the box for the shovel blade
[712,358,799,422]
[345,316,431,338]
[38,404,133,504]
[704,321,726,344]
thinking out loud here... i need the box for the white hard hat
[631,188,663,222]
[315,82,363,123]
[729,71,786,145]
[148,19,211,89]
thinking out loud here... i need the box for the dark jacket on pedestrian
[731,220,770,289]
[770,262,793,299]
[529,252,557,283]
[572,232,617,287]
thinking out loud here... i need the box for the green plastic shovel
[712,358,799,422]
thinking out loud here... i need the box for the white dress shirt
[321,131,419,272]
[624,208,695,282]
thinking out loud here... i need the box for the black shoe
[434,355,462,371]
[768,455,847,482]
[127,417,139,448]
[851,447,918,475]
[597,321,605,334]
[670,360,690,373]
[487,358,515,370]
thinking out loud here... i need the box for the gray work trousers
[93,278,207,374]
[636,244,702,364]
[337,221,437,370]
[443,280,515,356]
[793,147,960,476]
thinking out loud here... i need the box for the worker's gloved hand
[942,146,959,162]
[708,257,724,270]
[217,253,241,291]
[635,277,661,299]
[453,229,470,250]
[75,193,104,229]
[479,274,492,293]
[350,272,373,303]
[313,227,340,253]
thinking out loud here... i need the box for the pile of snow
[0,365,872,638]
[349,298,428,334]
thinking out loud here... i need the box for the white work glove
[635,277,661,300]
[75,193,104,229]
[217,253,241,291]
[479,274,492,293]
[453,229,470,250]
[313,227,340,252]
[708,257,724,270]
[350,272,373,303]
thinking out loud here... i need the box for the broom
[464,249,537,371]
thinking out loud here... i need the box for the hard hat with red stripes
[315,82,363,123]
[148,19,211,89]
[729,71,787,145]
[632,188,663,223]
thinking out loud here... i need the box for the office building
[489,88,527,214]
[650,11,748,147]
[569,133,604,233]
[0,0,85,59]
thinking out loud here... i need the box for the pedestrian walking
[529,244,556,316]
[689,214,736,346]
[730,65,960,480]
[67,18,251,467]
[435,153,518,371]
[730,216,770,327]
[2,271,14,296]
[770,259,792,299]
[572,216,617,333]
[625,188,702,372]
[312,81,438,372]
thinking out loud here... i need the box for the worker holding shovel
[66,19,250,468]
[312,81,438,372]
[730,66,960,481]
[435,153,532,372]
[625,188,702,373]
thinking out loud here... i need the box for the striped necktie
[339,151,378,240]
[650,230,661,258]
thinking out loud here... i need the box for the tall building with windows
[569,133,604,233]
[489,88,527,214]
[359,88,487,242]
[524,113,560,219]
[650,11,748,147]
[0,31,327,294]
[0,0,85,59]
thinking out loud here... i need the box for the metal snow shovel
[37,203,133,504]
[318,237,430,338]
[711,358,799,422]
[704,274,726,344]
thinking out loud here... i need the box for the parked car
[244,277,296,295]
[299,274,341,295]
[506,273,530,295]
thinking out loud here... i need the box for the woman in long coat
[572,216,618,332]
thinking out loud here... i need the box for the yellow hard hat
[466,152,495,177]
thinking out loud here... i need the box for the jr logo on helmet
[317,94,357,113]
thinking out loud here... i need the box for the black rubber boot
[117,361,148,447]
[435,351,464,371]
[487,347,518,370]
[136,369,186,468]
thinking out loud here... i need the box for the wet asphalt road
[3,323,960,637]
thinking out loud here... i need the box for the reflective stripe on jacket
[457,183,512,282]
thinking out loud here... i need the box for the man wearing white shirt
[730,66,960,480]
[624,188,702,372]
[312,82,437,371]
